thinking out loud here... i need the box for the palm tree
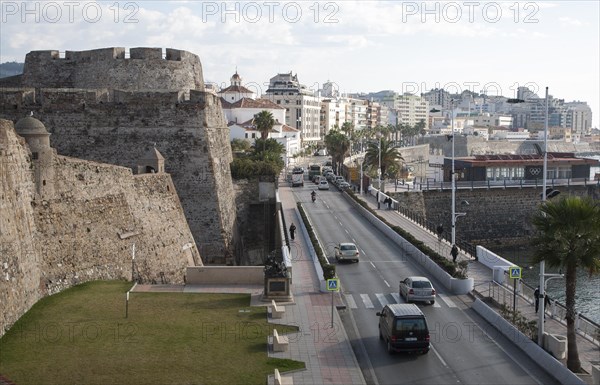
[324,130,350,175]
[254,110,275,140]
[363,137,403,192]
[530,195,600,372]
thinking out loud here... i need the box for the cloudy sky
[1,1,598,127]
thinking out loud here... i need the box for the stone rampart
[0,119,200,337]
[0,89,237,264]
[19,47,204,92]
[393,184,600,248]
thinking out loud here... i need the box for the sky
[1,0,599,128]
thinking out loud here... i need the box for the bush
[230,157,283,179]
[346,190,468,279]
[297,202,336,280]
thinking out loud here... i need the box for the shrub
[346,190,467,279]
[297,202,336,280]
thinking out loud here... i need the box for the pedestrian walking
[289,223,296,241]
[451,244,458,263]
[436,224,444,241]
[534,286,540,313]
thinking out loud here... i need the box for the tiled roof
[218,85,254,94]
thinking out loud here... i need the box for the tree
[530,195,600,372]
[363,137,404,192]
[324,130,350,174]
[254,110,275,140]
[231,138,251,153]
[252,138,284,163]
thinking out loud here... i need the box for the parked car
[318,180,329,190]
[338,181,351,190]
[376,304,430,354]
[399,276,436,305]
[334,242,359,262]
[326,174,336,182]
[334,176,345,185]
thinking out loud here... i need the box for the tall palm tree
[254,110,275,140]
[363,138,403,192]
[324,130,350,174]
[530,195,600,372]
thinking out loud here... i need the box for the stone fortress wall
[0,47,238,264]
[0,118,200,337]
[21,47,204,93]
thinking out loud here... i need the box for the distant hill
[0,62,24,78]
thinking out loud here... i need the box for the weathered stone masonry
[0,118,200,337]
[0,47,239,264]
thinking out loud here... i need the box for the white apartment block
[471,113,513,128]
[264,72,321,144]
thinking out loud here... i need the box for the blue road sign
[509,266,522,279]
[327,278,340,292]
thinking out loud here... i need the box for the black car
[376,304,430,354]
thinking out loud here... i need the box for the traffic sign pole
[326,279,340,328]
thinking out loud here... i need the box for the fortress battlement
[18,47,204,92]
[26,47,198,63]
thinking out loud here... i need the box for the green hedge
[297,203,336,280]
[346,190,468,279]
[230,157,283,179]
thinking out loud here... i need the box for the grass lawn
[0,280,304,385]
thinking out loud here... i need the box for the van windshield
[394,319,427,332]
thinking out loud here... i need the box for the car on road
[338,181,351,190]
[334,242,359,262]
[318,180,329,190]
[326,173,336,182]
[376,303,430,354]
[334,176,345,185]
[399,276,436,305]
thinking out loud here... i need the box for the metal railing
[415,177,598,192]
[490,275,600,346]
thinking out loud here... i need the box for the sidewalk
[353,190,599,384]
[133,182,366,385]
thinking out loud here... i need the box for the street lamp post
[451,103,456,246]
[378,133,382,194]
[538,86,549,347]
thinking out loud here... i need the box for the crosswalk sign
[509,266,522,279]
[327,278,340,292]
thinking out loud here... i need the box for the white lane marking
[370,262,376,269]
[432,300,441,308]
[431,344,448,367]
[391,292,402,304]
[345,229,350,235]
[383,279,391,288]
[345,294,358,309]
[438,293,458,308]
[360,294,374,309]
[375,293,389,308]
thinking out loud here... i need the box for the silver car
[399,276,436,305]
[334,242,359,262]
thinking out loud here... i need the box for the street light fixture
[538,86,549,347]
[357,157,364,194]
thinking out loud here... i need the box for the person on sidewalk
[534,286,540,312]
[289,223,296,241]
[436,224,444,241]
[451,244,458,263]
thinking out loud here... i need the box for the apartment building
[264,72,321,144]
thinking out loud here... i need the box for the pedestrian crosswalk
[343,292,459,310]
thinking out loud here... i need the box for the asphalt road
[292,183,557,385]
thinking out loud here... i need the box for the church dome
[15,115,49,136]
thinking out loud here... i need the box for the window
[31,152,39,160]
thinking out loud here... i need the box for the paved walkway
[133,182,366,385]
[353,189,599,384]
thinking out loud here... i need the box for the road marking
[432,300,441,308]
[360,294,374,309]
[391,292,401,304]
[383,279,390,288]
[437,293,458,308]
[345,294,358,309]
[431,344,448,367]
[370,262,376,269]
[345,229,350,235]
[375,293,389,308]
